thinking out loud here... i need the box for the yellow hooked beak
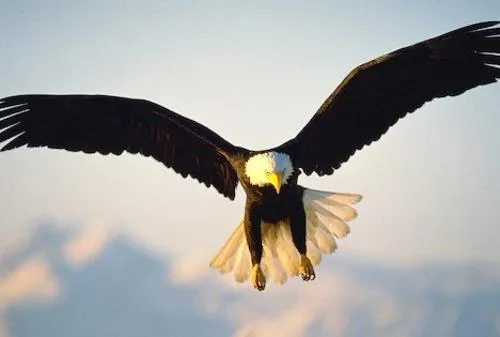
[268,172,283,194]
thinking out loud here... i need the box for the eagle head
[244,152,294,193]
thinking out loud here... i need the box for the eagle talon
[251,264,266,291]
[299,255,316,282]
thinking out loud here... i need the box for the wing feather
[0,94,242,199]
[274,21,500,175]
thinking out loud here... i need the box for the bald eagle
[1,22,499,291]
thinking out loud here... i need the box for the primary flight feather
[1,21,499,290]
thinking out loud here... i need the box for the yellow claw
[299,255,316,281]
[250,264,266,291]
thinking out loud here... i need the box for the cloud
[63,220,112,268]
[166,255,362,337]
[0,228,33,264]
[165,253,500,337]
[0,256,59,308]
[228,273,357,337]
[0,319,8,337]
[2,220,500,337]
[168,254,214,285]
[233,306,314,337]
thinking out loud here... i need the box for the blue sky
[0,1,499,266]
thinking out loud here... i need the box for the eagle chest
[251,186,300,223]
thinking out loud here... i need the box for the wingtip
[0,96,30,110]
[0,95,19,105]
[469,20,500,30]
[441,21,500,38]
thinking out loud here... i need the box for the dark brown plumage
[274,21,500,175]
[0,95,240,199]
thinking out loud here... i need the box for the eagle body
[207,150,361,289]
[245,183,309,289]
[1,21,499,290]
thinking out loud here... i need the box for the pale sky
[0,1,499,266]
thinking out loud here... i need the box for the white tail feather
[232,241,251,282]
[209,188,362,286]
[209,223,246,272]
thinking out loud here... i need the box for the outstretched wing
[0,94,241,199]
[274,21,500,176]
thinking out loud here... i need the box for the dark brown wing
[273,21,500,175]
[0,94,242,199]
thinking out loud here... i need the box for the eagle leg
[299,254,316,281]
[250,264,266,291]
[244,201,267,290]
